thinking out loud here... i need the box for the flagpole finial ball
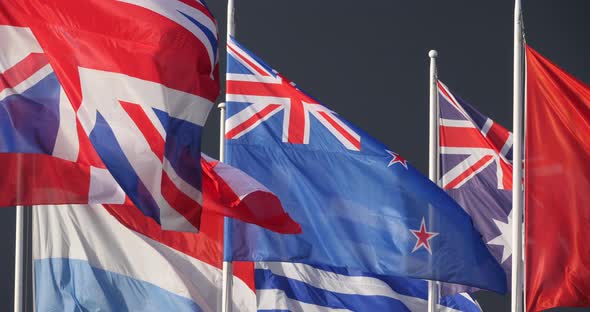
[218,102,226,109]
[429,50,438,58]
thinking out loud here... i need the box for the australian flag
[438,81,513,293]
[224,37,506,293]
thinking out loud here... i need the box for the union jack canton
[225,36,361,151]
[438,81,513,293]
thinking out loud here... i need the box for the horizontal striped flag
[255,262,482,312]
[33,201,257,311]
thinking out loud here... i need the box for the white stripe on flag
[257,262,463,312]
[32,203,255,311]
[440,119,475,128]
[256,289,351,312]
[52,87,80,161]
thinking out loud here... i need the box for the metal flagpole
[14,206,24,312]
[427,49,439,312]
[511,0,525,311]
[221,0,235,311]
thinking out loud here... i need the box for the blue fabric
[89,112,161,222]
[0,73,60,154]
[154,108,204,191]
[256,268,413,311]
[225,38,506,293]
[34,258,201,312]
[254,265,482,312]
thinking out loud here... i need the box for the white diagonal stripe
[257,262,462,312]
[52,87,79,161]
[163,157,203,205]
[0,26,43,71]
[480,118,493,136]
[118,0,217,72]
[228,39,274,77]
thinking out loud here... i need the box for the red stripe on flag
[177,0,215,21]
[438,82,462,110]
[2,0,220,111]
[0,53,48,93]
[227,80,287,97]
[440,126,489,148]
[228,44,271,77]
[287,99,306,144]
[444,155,494,189]
[317,111,361,150]
[0,153,90,205]
[486,123,511,152]
[120,101,165,161]
[499,158,513,190]
[226,104,281,139]
[161,171,202,229]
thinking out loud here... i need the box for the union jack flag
[438,81,513,293]
[225,36,361,151]
[1,0,219,233]
[438,81,513,190]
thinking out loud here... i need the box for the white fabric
[32,203,255,312]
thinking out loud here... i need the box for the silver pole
[14,206,24,312]
[221,0,236,311]
[511,0,525,311]
[427,49,439,312]
[220,102,233,312]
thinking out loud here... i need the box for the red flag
[525,46,590,311]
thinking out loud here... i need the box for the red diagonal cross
[227,75,319,144]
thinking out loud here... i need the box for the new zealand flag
[224,37,506,293]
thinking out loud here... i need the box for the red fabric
[103,200,256,291]
[0,0,219,107]
[525,46,590,311]
[201,157,302,234]
[0,154,90,205]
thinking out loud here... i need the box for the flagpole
[428,49,439,312]
[14,206,24,312]
[221,0,236,312]
[511,0,525,311]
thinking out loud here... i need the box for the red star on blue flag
[386,150,408,169]
[410,218,439,254]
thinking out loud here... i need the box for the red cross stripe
[225,37,361,151]
[438,82,513,190]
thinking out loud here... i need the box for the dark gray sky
[2,1,590,311]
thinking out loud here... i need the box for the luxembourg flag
[33,202,256,312]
